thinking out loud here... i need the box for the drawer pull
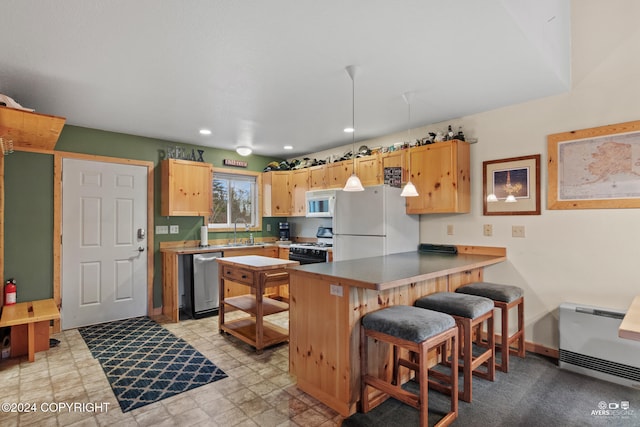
[242,275,247,279]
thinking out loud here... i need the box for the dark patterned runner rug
[79,316,227,412]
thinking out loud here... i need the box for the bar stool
[360,305,459,427]
[415,292,495,403]
[455,282,525,372]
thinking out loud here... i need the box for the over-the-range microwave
[305,189,336,218]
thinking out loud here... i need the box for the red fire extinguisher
[4,279,16,305]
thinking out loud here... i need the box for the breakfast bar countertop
[290,249,507,291]
[619,295,640,341]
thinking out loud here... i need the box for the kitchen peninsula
[288,245,506,417]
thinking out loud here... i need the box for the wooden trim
[53,152,155,331]
[456,245,507,257]
[526,341,558,359]
[548,119,640,210]
[13,146,55,155]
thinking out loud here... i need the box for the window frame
[208,167,263,232]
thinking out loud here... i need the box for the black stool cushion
[415,292,494,319]
[456,282,523,303]
[362,305,455,343]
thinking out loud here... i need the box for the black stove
[289,227,333,264]
[289,244,330,264]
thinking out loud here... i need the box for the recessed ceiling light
[283,145,293,150]
[199,129,212,135]
[344,127,354,133]
[236,146,252,156]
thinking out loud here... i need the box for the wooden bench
[0,299,60,362]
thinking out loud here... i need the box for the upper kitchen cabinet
[405,140,470,214]
[355,154,382,186]
[161,159,213,216]
[0,106,66,152]
[326,160,351,189]
[263,170,291,217]
[308,165,326,190]
[290,168,309,216]
[380,150,407,184]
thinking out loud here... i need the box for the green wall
[4,125,282,307]
[5,152,54,302]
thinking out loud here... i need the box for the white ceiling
[0,0,570,158]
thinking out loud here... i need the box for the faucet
[233,218,248,245]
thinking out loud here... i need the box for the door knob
[138,246,145,252]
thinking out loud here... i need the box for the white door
[62,158,148,329]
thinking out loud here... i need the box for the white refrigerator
[332,185,419,261]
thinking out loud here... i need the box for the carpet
[79,316,227,412]
[342,352,640,427]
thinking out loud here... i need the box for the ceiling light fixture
[283,145,293,150]
[199,129,212,135]
[236,146,252,156]
[400,92,419,198]
[343,65,364,192]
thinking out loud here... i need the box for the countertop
[217,255,299,269]
[290,250,506,291]
[619,295,640,341]
[160,243,279,254]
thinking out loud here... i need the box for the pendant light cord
[351,71,356,175]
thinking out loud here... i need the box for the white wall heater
[559,302,640,389]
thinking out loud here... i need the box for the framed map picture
[548,119,640,209]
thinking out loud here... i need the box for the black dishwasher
[183,252,223,319]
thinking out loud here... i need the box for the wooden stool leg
[501,303,509,372]
[487,313,495,381]
[517,298,526,358]
[360,325,370,413]
[419,341,429,427]
[460,318,472,403]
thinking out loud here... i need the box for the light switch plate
[330,284,343,297]
[169,225,179,234]
[483,224,493,236]
[512,225,525,238]
[155,225,168,234]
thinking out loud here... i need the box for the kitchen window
[208,169,260,230]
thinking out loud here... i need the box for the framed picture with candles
[483,154,541,215]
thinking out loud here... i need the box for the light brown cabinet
[355,155,382,186]
[161,159,213,216]
[405,140,470,214]
[262,171,291,217]
[308,165,326,189]
[0,106,66,152]
[326,160,352,189]
[290,168,309,216]
[380,150,407,184]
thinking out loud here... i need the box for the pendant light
[343,65,364,192]
[400,92,419,197]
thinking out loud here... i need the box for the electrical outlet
[169,225,179,234]
[155,225,168,234]
[447,224,454,235]
[330,284,343,297]
[483,224,493,237]
[266,224,272,232]
[512,225,525,238]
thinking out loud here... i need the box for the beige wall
[301,1,640,350]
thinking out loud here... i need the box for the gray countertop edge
[288,251,507,291]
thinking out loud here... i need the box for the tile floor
[0,313,343,426]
